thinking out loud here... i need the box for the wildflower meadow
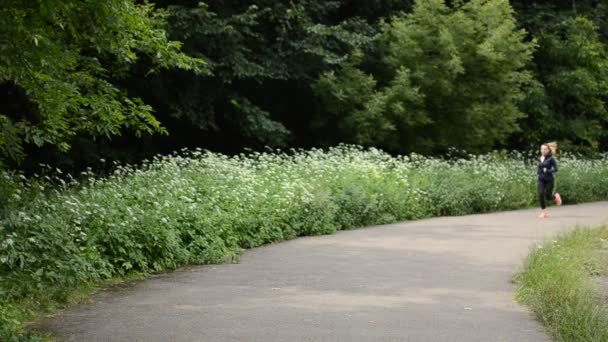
[1,145,608,339]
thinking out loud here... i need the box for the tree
[135,1,375,148]
[314,0,537,153]
[531,17,608,149]
[510,0,608,151]
[0,1,205,162]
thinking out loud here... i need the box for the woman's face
[540,145,550,156]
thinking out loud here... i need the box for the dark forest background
[2,0,607,174]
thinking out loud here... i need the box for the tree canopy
[0,0,205,162]
[1,0,607,170]
[315,0,538,153]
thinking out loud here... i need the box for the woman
[538,142,562,218]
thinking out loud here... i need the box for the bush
[1,146,607,340]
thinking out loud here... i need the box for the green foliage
[511,1,608,151]
[515,226,608,341]
[126,1,376,149]
[3,0,608,172]
[533,17,608,149]
[0,1,206,162]
[314,0,537,154]
[1,146,608,339]
[313,51,390,146]
[229,97,290,147]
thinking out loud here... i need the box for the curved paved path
[38,202,608,341]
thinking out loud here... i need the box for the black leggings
[538,179,555,209]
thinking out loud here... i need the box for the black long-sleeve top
[537,155,558,181]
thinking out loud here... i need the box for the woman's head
[540,142,558,156]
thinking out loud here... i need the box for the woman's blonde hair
[544,142,558,155]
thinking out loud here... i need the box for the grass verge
[514,225,608,341]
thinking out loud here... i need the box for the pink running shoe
[555,193,562,206]
[539,210,548,218]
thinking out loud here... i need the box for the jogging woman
[538,142,562,218]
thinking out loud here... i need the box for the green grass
[1,272,146,341]
[514,226,608,341]
[1,146,608,340]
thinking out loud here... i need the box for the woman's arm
[549,158,558,173]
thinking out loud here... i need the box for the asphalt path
[38,202,608,341]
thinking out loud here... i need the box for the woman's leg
[545,180,555,202]
[538,180,547,209]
